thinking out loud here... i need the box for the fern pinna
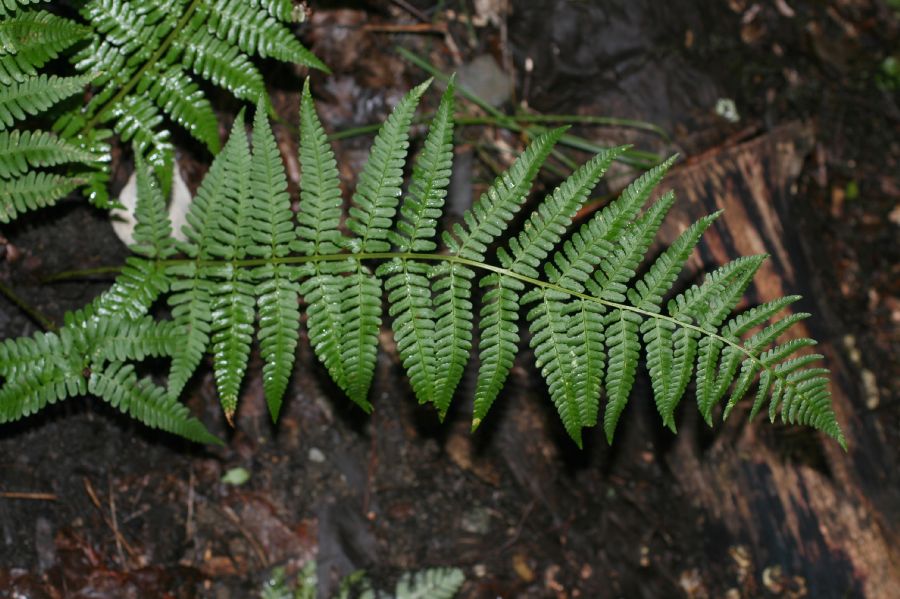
[0,80,845,449]
[0,0,325,222]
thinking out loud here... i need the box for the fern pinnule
[509,147,624,441]
[443,127,566,261]
[132,152,176,259]
[89,361,220,444]
[1,171,84,222]
[176,33,266,103]
[0,0,48,18]
[138,65,220,153]
[546,155,677,290]
[0,73,94,129]
[382,79,456,412]
[111,93,174,184]
[0,130,102,178]
[202,111,254,423]
[249,99,300,420]
[200,0,326,71]
[459,128,566,428]
[347,79,431,253]
[0,11,89,84]
[293,79,358,408]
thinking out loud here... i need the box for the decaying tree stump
[653,121,900,597]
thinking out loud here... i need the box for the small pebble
[308,447,326,463]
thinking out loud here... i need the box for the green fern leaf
[340,269,382,409]
[0,129,102,178]
[177,32,265,102]
[394,567,466,599]
[131,152,176,259]
[249,101,299,420]
[88,362,219,444]
[0,11,89,84]
[138,65,220,153]
[201,0,326,70]
[0,0,49,18]
[90,257,169,319]
[87,317,180,363]
[202,112,254,423]
[110,93,174,185]
[346,80,430,253]
[603,308,642,442]
[391,80,456,254]
[472,274,522,426]
[444,128,565,261]
[0,82,846,448]
[249,0,296,23]
[0,171,84,223]
[293,79,357,405]
[383,81,456,413]
[0,73,94,129]
[293,79,343,255]
[433,262,475,418]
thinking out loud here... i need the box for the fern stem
[396,46,663,168]
[41,265,122,283]
[79,0,205,135]
[0,280,57,331]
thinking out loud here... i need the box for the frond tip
[0,81,844,450]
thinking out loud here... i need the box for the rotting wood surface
[654,121,900,598]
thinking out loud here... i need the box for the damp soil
[0,1,897,598]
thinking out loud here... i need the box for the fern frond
[0,73,94,129]
[0,11,89,84]
[0,129,102,178]
[0,171,83,223]
[394,567,466,599]
[0,83,845,449]
[201,0,326,70]
[249,101,299,420]
[88,361,219,444]
[346,80,430,253]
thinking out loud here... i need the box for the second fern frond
[0,80,845,450]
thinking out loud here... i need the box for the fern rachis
[0,81,845,450]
